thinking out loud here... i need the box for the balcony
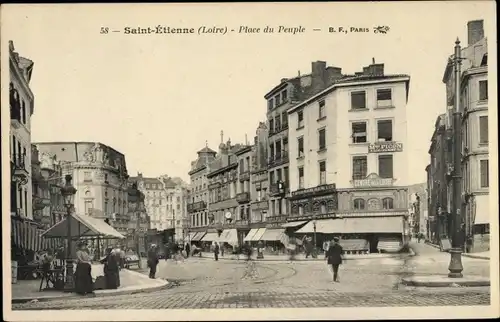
[251,200,268,211]
[32,197,51,211]
[269,182,286,197]
[187,201,207,213]
[10,98,22,129]
[239,171,250,182]
[11,154,29,185]
[267,151,289,169]
[236,192,251,204]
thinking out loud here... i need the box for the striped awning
[244,228,260,242]
[192,232,206,241]
[201,232,219,242]
[260,228,286,241]
[219,229,238,245]
[282,221,308,228]
[42,212,125,239]
[251,228,266,241]
[11,217,62,252]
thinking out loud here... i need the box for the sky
[2,2,495,183]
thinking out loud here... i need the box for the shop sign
[368,142,403,153]
[291,184,336,198]
[353,173,394,188]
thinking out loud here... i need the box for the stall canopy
[244,228,259,242]
[42,213,125,239]
[474,201,489,225]
[282,221,308,228]
[11,217,62,252]
[192,232,206,241]
[251,228,266,241]
[201,232,220,242]
[219,229,238,245]
[296,216,404,234]
[260,228,286,242]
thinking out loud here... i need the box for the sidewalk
[423,240,490,260]
[402,242,490,287]
[11,263,168,303]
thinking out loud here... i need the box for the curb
[12,270,169,304]
[462,253,490,260]
[402,276,490,288]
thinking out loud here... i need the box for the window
[378,155,394,178]
[281,89,287,102]
[297,137,304,157]
[479,80,488,100]
[269,144,275,160]
[269,171,275,184]
[104,200,109,214]
[353,198,365,210]
[352,156,368,180]
[84,200,93,214]
[159,200,162,205]
[351,91,366,109]
[318,128,326,150]
[480,159,489,188]
[376,89,392,107]
[276,141,282,159]
[319,161,326,185]
[283,137,288,155]
[275,94,281,106]
[84,171,92,182]
[239,159,244,173]
[284,167,289,186]
[479,116,488,144]
[298,167,304,189]
[275,116,281,130]
[319,100,326,118]
[298,110,304,128]
[377,120,393,142]
[269,119,274,133]
[281,112,288,127]
[21,100,26,124]
[382,198,394,209]
[268,99,273,110]
[352,122,367,143]
[104,174,108,183]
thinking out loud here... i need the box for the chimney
[311,61,327,93]
[325,67,343,84]
[467,20,484,45]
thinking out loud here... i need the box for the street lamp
[448,38,464,278]
[60,174,77,291]
[312,215,317,258]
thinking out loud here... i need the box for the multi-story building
[287,60,411,253]
[250,122,269,225]
[186,144,216,241]
[126,181,149,252]
[34,142,130,236]
[10,40,35,220]
[265,61,343,227]
[205,138,246,245]
[426,114,453,243]
[407,183,428,236]
[130,173,188,242]
[441,20,489,252]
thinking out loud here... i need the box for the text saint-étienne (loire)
[124,26,196,34]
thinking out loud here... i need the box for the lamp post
[448,38,464,278]
[60,174,77,291]
[312,215,317,258]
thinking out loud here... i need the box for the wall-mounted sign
[291,184,336,199]
[353,173,394,188]
[368,142,403,153]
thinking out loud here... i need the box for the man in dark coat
[185,243,191,258]
[213,242,220,261]
[147,244,160,279]
[325,237,344,282]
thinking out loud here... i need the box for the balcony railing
[236,192,251,204]
[267,151,289,169]
[269,182,286,197]
[239,171,250,182]
[187,201,207,213]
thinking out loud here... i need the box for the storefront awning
[282,221,308,228]
[260,228,286,241]
[295,216,404,234]
[42,213,125,239]
[251,228,266,241]
[201,232,220,242]
[219,229,238,245]
[187,232,197,241]
[474,199,490,225]
[244,228,259,242]
[11,217,58,252]
[192,232,206,241]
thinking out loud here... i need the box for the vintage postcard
[1,2,498,321]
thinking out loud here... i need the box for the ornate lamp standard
[60,174,77,291]
[312,214,318,259]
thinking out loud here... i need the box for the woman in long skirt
[75,241,94,295]
[100,247,120,289]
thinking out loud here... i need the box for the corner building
[287,61,411,253]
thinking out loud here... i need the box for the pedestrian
[220,243,225,257]
[417,233,421,243]
[213,242,220,261]
[75,241,94,295]
[325,237,344,283]
[100,247,120,289]
[147,244,160,279]
[185,243,191,258]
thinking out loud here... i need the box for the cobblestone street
[12,244,491,310]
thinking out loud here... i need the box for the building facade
[34,142,130,236]
[441,20,489,252]
[10,41,35,220]
[129,174,188,242]
[407,182,428,236]
[287,61,411,252]
[265,61,343,227]
[250,122,269,225]
[187,145,216,234]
